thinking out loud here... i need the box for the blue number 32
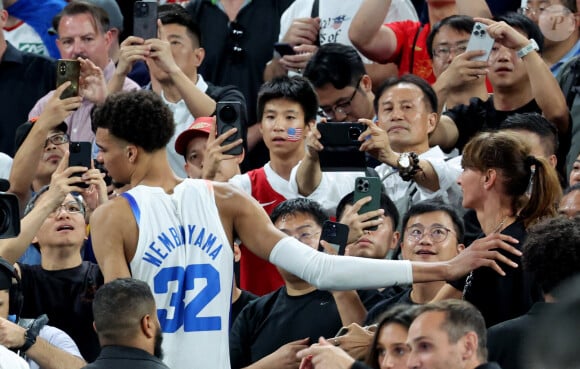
[153,264,221,333]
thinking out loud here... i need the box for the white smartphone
[465,22,495,62]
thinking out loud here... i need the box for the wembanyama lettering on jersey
[123,179,234,369]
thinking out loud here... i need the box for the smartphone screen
[56,59,80,99]
[133,0,158,40]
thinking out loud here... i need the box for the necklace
[491,216,508,234]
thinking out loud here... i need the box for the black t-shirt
[444,96,542,152]
[229,287,343,368]
[454,221,543,327]
[19,261,104,361]
[231,289,258,326]
[364,288,414,325]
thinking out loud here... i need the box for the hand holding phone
[318,220,349,255]
[56,59,80,99]
[353,177,381,231]
[317,122,366,171]
[274,42,296,57]
[216,101,244,156]
[68,141,92,188]
[465,22,495,62]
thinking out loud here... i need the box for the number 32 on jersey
[153,264,221,333]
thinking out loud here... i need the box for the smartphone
[216,101,243,156]
[56,59,80,99]
[69,141,92,188]
[318,220,349,255]
[133,0,158,40]
[317,122,366,171]
[274,42,295,57]
[465,22,495,62]
[353,176,382,231]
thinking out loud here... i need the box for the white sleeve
[39,326,83,358]
[269,237,413,290]
[228,173,252,195]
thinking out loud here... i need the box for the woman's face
[457,167,484,210]
[376,322,410,369]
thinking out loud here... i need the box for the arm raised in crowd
[349,0,397,64]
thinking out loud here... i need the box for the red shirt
[386,21,435,84]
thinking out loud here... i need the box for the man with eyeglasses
[518,0,580,76]
[293,74,463,224]
[428,15,490,113]
[364,199,465,324]
[229,198,346,369]
[0,154,105,362]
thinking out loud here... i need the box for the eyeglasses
[432,42,469,59]
[228,21,245,63]
[291,231,321,244]
[320,77,362,119]
[405,225,455,243]
[44,133,69,148]
[517,6,547,17]
[49,201,84,217]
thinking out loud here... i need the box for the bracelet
[398,152,420,181]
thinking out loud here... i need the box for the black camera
[0,180,20,239]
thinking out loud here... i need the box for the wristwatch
[19,314,48,354]
[397,152,420,181]
[516,39,539,59]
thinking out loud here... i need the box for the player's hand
[326,323,374,360]
[297,337,356,369]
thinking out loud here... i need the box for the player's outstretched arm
[90,198,134,282]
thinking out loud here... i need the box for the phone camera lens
[348,127,361,141]
[219,104,238,124]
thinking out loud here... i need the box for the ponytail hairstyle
[462,131,561,227]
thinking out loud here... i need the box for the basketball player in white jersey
[90,85,522,369]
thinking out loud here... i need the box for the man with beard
[82,278,167,369]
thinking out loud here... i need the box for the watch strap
[398,152,420,181]
[516,39,539,59]
[19,314,48,353]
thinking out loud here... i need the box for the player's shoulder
[90,195,134,225]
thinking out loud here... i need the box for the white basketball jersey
[124,179,234,369]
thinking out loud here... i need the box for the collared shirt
[162,74,209,178]
[0,42,55,156]
[550,39,580,76]
[28,60,140,143]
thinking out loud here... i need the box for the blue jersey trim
[121,192,141,225]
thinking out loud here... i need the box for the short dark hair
[336,191,400,230]
[522,216,580,294]
[415,299,488,361]
[374,74,438,114]
[303,43,366,90]
[427,15,475,59]
[270,198,328,227]
[53,1,110,35]
[401,198,465,243]
[92,90,175,152]
[158,4,202,46]
[365,305,418,369]
[501,113,559,156]
[561,0,578,13]
[257,75,319,124]
[494,12,544,53]
[93,278,156,342]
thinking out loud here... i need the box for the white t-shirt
[4,21,48,56]
[0,153,12,179]
[279,0,418,64]
[0,345,29,369]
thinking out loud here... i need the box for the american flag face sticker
[287,127,303,141]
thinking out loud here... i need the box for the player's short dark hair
[374,74,438,114]
[257,75,319,124]
[427,15,475,59]
[93,278,156,341]
[303,43,366,90]
[336,191,400,230]
[270,198,328,227]
[401,198,465,244]
[522,216,580,294]
[92,90,175,152]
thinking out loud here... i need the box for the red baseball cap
[174,117,214,156]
